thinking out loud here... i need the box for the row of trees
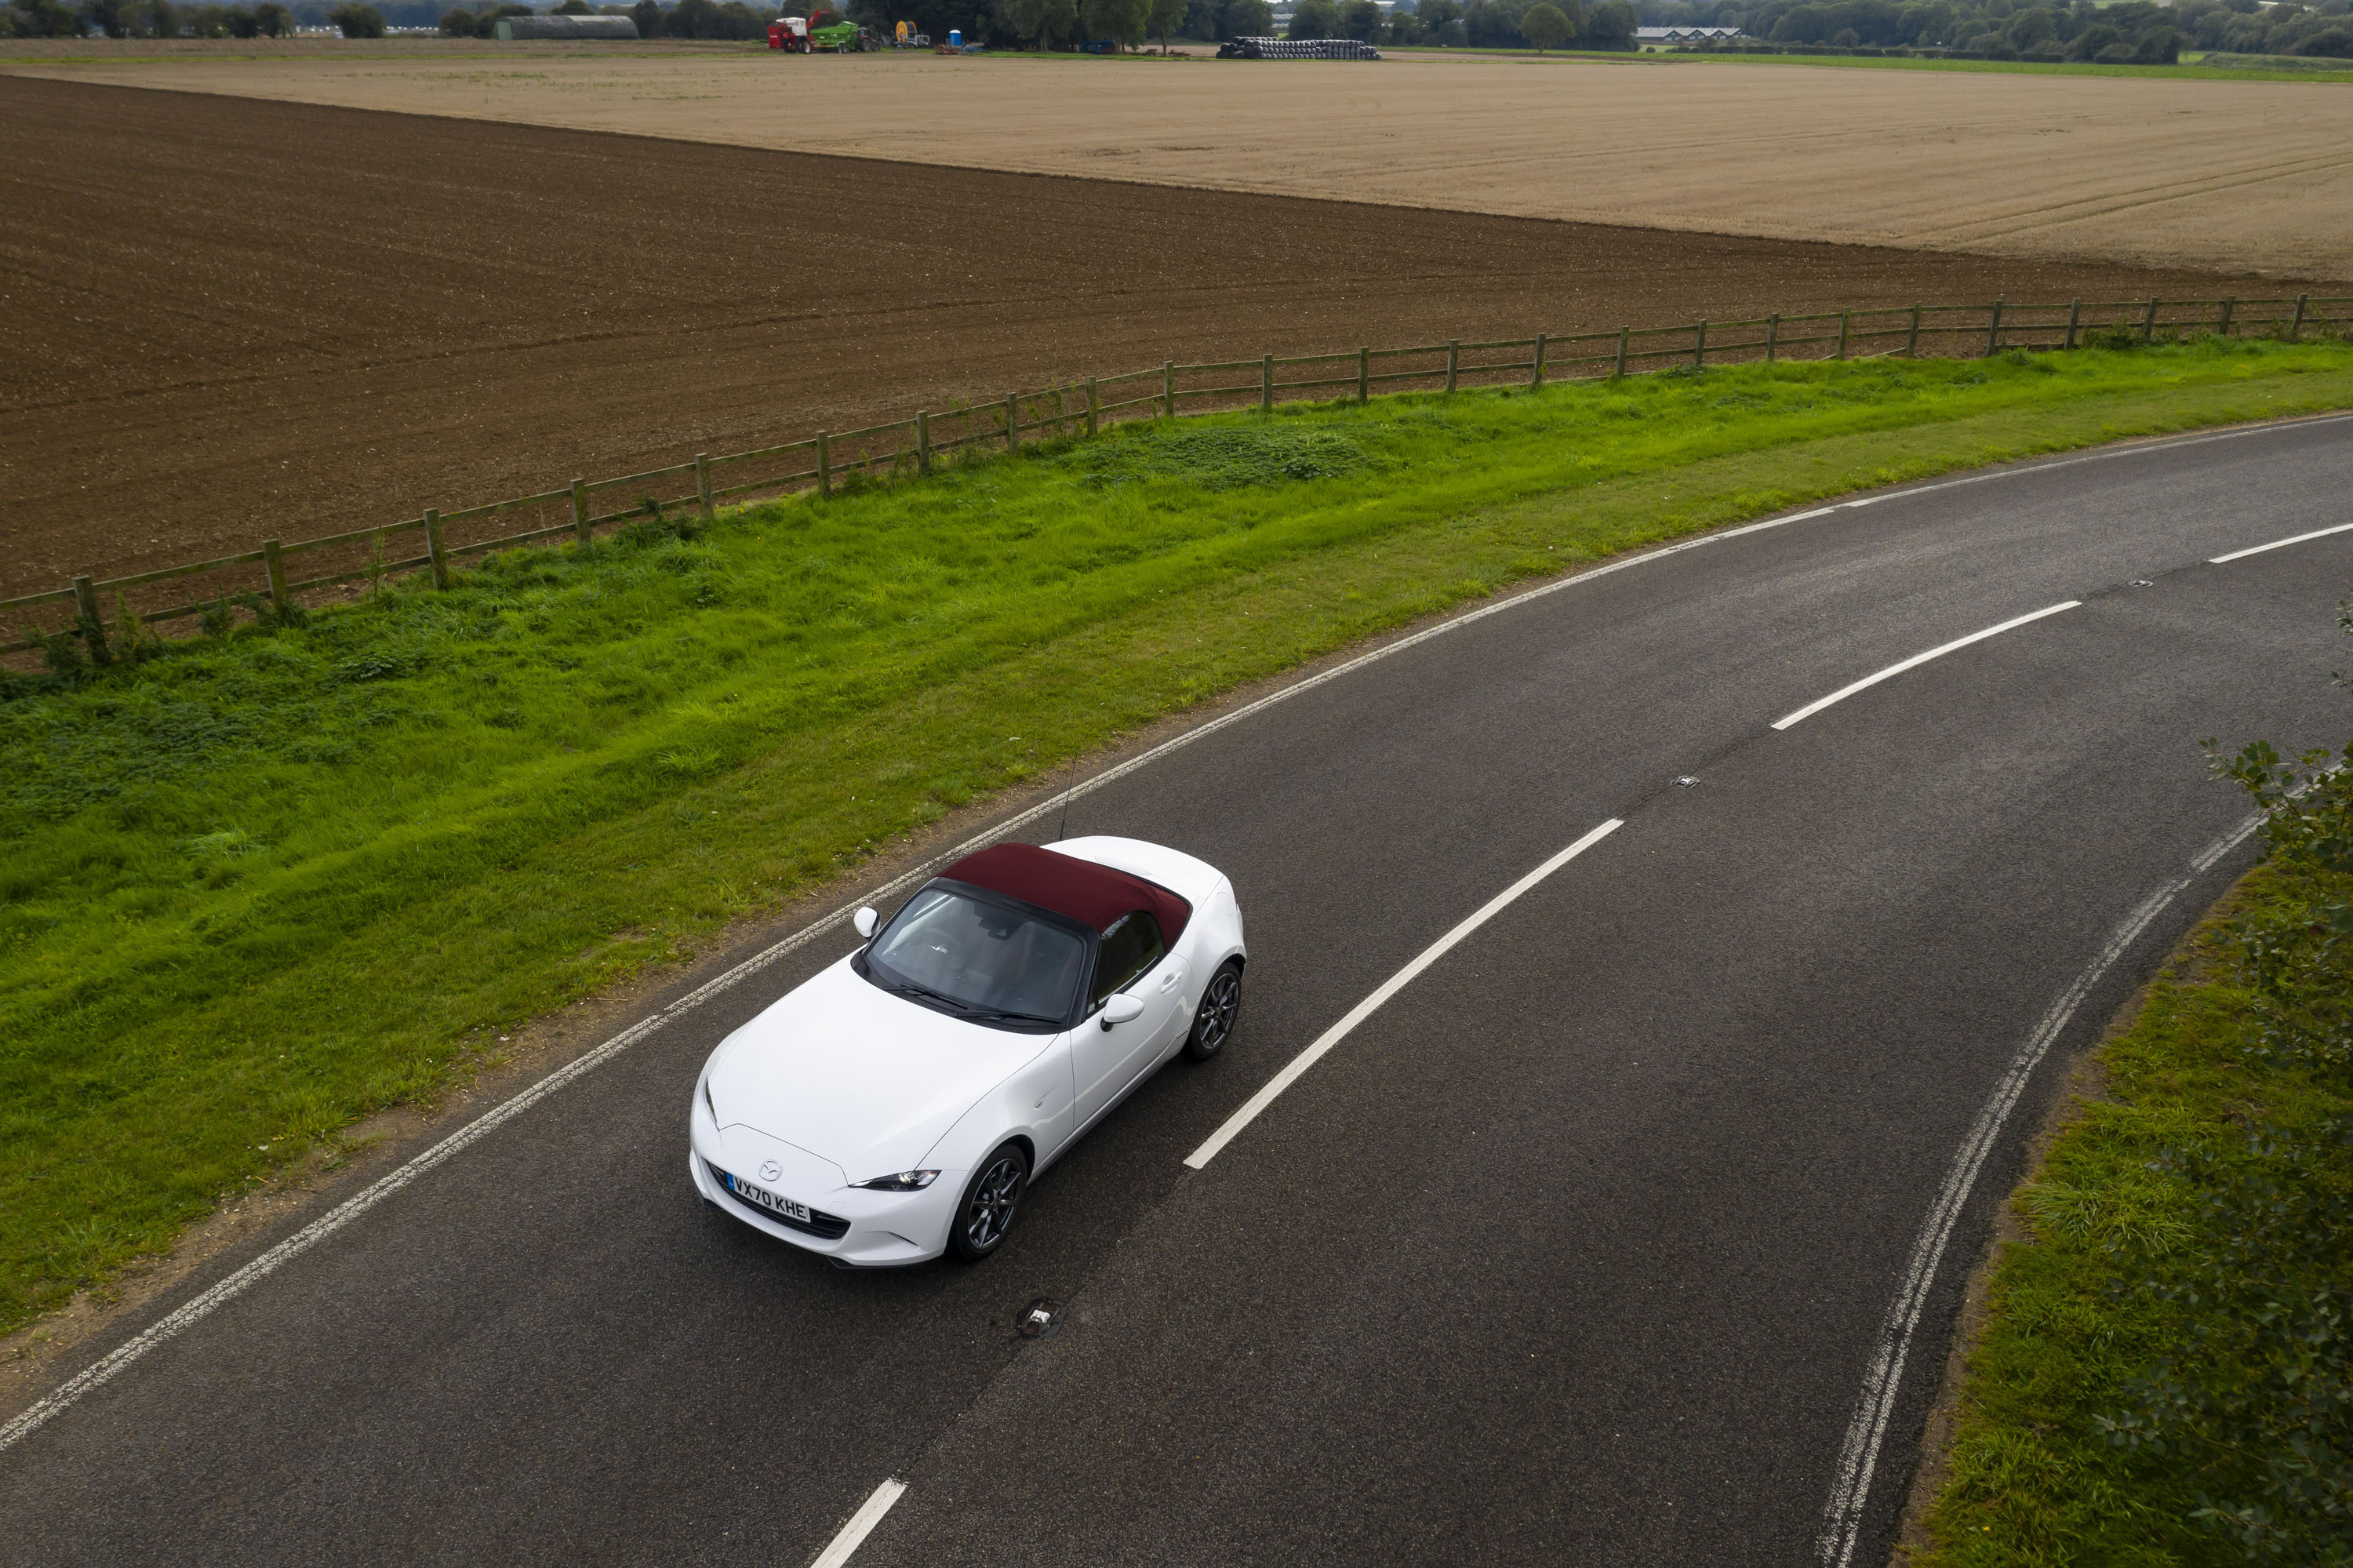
[1641,0,2352,59]
[446,0,776,38]
[4,0,401,32]
[1278,0,1635,47]
[991,0,1184,48]
[980,0,1635,47]
[4,0,300,33]
[0,0,780,34]
[2170,0,2353,59]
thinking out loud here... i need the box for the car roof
[937,842,1191,943]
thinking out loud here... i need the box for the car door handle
[1159,970,1180,991]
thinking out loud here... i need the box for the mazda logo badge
[758,1160,782,1183]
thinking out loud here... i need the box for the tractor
[768,9,875,49]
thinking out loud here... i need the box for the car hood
[705,955,1054,1183]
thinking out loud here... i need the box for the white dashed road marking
[809,1477,907,1568]
[1184,818,1624,1170]
[1771,602,2082,732]
[2209,518,2353,565]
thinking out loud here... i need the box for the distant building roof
[1635,25,1746,40]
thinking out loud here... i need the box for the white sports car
[689,837,1247,1265]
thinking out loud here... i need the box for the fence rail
[8,293,2349,659]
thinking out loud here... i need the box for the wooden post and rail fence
[7,293,2348,659]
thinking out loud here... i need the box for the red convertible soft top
[938,842,1191,944]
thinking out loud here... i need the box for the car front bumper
[688,1105,957,1268]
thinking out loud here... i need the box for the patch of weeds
[1086,426,1384,491]
[333,653,413,685]
[245,593,307,633]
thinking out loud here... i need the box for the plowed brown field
[11,42,2353,276]
[1,74,2338,602]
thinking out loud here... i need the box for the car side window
[1089,911,1165,1010]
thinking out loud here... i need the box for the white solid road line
[6,413,2330,1461]
[809,1477,907,1568]
[1770,602,2082,732]
[2209,518,2353,564]
[1184,819,1624,1170]
[1813,810,2264,1568]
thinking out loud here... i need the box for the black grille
[709,1161,852,1239]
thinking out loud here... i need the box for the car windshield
[864,886,1088,1026]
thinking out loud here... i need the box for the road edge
[1878,880,2234,1563]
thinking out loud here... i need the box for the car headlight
[702,1074,717,1122]
[853,1170,940,1191]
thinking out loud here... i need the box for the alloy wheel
[1198,970,1240,1051]
[966,1155,1024,1250]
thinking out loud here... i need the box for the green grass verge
[1917,747,2353,1563]
[6,338,2353,1340]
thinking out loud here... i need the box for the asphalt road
[5,415,2351,1566]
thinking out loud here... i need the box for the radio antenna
[1055,767,1075,843]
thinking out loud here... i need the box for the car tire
[947,1142,1029,1263]
[1184,960,1242,1062]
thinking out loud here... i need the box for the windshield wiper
[878,975,1060,1027]
[880,977,969,1013]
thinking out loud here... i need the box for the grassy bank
[6,338,2353,1339]
[1918,708,2353,1562]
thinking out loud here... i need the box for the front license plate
[726,1171,812,1224]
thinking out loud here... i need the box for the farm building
[1634,24,1746,44]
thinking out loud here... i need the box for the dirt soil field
[2,74,2340,603]
[7,42,2353,279]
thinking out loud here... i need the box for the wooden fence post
[2063,298,2082,351]
[1766,314,1779,363]
[1085,377,1099,438]
[262,539,289,608]
[1446,340,1459,394]
[1005,392,1020,449]
[2142,297,2160,343]
[694,453,714,522]
[1614,326,1629,378]
[2218,297,2236,337]
[1358,346,1369,403]
[72,573,100,634]
[1260,355,1273,413]
[1984,300,2004,358]
[424,508,449,590]
[917,411,932,473]
[569,478,590,545]
[1162,361,1176,419]
[2292,293,2310,340]
[1533,332,1547,388]
[1907,304,1922,358]
[1694,321,1708,369]
[816,430,831,495]
[1834,311,1849,361]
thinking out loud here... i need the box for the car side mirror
[1100,994,1146,1030]
[853,907,878,940]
